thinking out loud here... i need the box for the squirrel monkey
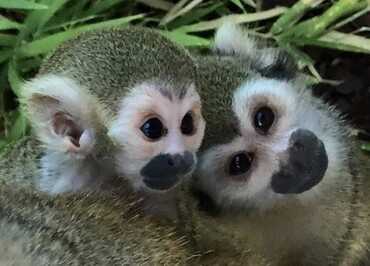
[187,23,370,265]
[0,25,368,265]
[21,27,205,216]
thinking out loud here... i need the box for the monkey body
[0,137,194,265]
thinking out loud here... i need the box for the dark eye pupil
[229,153,252,176]
[254,106,275,134]
[181,112,194,135]
[141,118,165,140]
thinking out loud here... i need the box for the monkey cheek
[270,129,328,194]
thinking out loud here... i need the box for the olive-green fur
[193,54,251,149]
[1,28,370,266]
[39,27,197,113]
[0,138,194,265]
[186,51,370,265]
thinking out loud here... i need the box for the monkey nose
[141,152,195,191]
[271,129,328,194]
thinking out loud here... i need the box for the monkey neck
[136,186,185,221]
[185,174,354,265]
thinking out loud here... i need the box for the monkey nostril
[293,141,304,151]
[167,157,175,166]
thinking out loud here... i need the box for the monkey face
[109,81,205,192]
[196,78,348,211]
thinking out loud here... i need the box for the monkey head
[194,23,349,212]
[108,79,205,192]
[22,27,205,195]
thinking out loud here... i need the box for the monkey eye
[181,111,195,135]
[141,117,167,140]
[254,106,275,134]
[228,152,253,176]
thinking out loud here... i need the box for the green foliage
[0,0,369,150]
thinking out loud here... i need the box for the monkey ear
[214,21,257,57]
[215,22,298,80]
[21,75,102,157]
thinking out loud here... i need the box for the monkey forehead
[195,55,251,149]
[38,27,197,112]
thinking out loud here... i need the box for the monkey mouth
[143,175,180,191]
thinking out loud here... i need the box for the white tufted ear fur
[21,74,104,157]
[214,22,257,57]
[21,74,111,194]
[214,22,283,69]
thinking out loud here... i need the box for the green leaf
[160,30,210,47]
[8,60,23,98]
[0,15,23,30]
[84,0,126,16]
[26,0,70,36]
[361,142,370,152]
[0,0,48,10]
[0,33,17,46]
[176,7,287,32]
[0,138,8,152]
[168,2,224,29]
[161,0,204,25]
[0,49,12,64]
[7,110,28,142]
[279,0,368,39]
[297,31,370,54]
[241,0,256,8]
[230,0,246,12]
[137,0,174,11]
[18,14,145,58]
[271,0,324,35]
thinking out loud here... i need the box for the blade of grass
[164,0,204,25]
[176,7,286,32]
[168,2,224,29]
[230,0,247,13]
[0,65,7,136]
[0,49,12,64]
[18,14,145,58]
[42,15,99,33]
[241,0,256,8]
[295,31,370,53]
[7,110,28,142]
[280,0,368,39]
[271,0,325,35]
[30,0,71,36]
[0,0,48,10]
[137,0,174,11]
[8,60,23,97]
[19,57,42,73]
[351,26,370,34]
[0,15,23,30]
[278,41,316,69]
[1,109,28,144]
[0,33,16,46]
[330,6,370,31]
[160,30,210,47]
[46,0,89,29]
[160,0,189,25]
[361,142,370,152]
[83,0,126,17]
